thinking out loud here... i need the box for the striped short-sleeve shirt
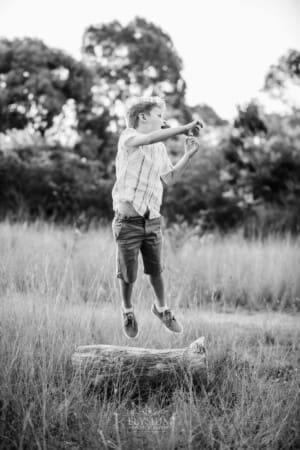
[112,128,174,219]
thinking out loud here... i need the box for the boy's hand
[185,136,200,158]
[184,119,204,137]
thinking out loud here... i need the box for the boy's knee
[117,274,137,284]
[149,272,163,281]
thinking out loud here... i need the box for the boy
[112,96,202,338]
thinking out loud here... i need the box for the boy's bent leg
[113,217,144,338]
[149,273,165,308]
[141,217,163,279]
[116,243,140,339]
[119,279,134,310]
[118,275,139,339]
[141,217,165,308]
[113,216,143,285]
[141,219,183,334]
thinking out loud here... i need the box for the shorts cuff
[144,268,163,277]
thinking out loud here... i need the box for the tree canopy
[264,49,300,89]
[0,38,93,134]
[0,29,299,234]
[81,17,190,125]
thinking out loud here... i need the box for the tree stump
[72,337,207,400]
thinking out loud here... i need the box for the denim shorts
[112,212,163,283]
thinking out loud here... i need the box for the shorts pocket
[112,218,124,240]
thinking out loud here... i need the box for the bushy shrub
[0,145,114,224]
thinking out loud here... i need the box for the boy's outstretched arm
[161,137,200,185]
[126,119,202,147]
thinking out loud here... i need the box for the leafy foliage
[264,48,300,89]
[0,38,93,134]
[0,31,299,234]
[82,17,190,125]
[0,146,113,223]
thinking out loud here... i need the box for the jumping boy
[112,96,202,338]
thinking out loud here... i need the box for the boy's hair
[125,96,166,129]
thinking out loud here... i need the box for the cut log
[72,337,207,399]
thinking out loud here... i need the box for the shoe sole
[123,328,139,339]
[122,312,139,339]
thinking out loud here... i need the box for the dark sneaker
[123,311,139,338]
[151,304,183,334]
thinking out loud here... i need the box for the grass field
[0,221,300,449]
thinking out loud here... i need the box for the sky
[0,0,299,120]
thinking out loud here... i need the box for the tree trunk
[72,337,207,399]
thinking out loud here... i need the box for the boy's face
[144,106,165,131]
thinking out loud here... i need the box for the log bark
[72,337,207,398]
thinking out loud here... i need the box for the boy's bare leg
[149,273,166,308]
[119,279,134,310]
[119,279,139,338]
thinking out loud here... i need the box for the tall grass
[0,221,299,310]
[0,221,299,449]
[1,294,299,449]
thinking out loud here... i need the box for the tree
[263,49,300,111]
[264,49,300,89]
[0,145,114,222]
[190,104,227,127]
[81,17,191,129]
[0,38,93,135]
[218,97,300,235]
[233,103,268,137]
